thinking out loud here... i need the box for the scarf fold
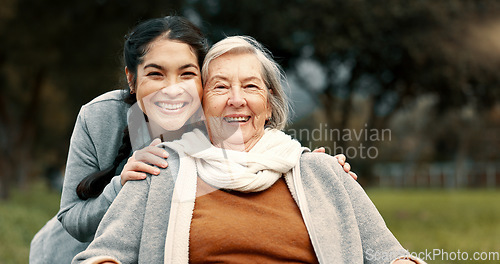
[158,128,309,263]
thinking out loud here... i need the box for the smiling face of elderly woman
[203,51,272,151]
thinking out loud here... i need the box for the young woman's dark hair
[77,16,208,200]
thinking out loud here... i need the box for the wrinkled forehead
[203,49,265,84]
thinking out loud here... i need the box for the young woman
[30,16,207,263]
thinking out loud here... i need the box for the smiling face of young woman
[203,51,272,151]
[127,38,203,132]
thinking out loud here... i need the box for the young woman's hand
[120,138,169,185]
[312,147,358,180]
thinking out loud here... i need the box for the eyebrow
[179,63,199,71]
[207,74,228,82]
[241,76,263,83]
[144,63,163,70]
[206,75,264,86]
[143,63,199,71]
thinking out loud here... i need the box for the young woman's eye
[146,72,162,77]
[181,71,197,78]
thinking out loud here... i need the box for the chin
[150,115,189,131]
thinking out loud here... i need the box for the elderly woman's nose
[227,88,246,107]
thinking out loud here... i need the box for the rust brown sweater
[189,177,319,263]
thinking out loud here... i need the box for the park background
[0,0,499,263]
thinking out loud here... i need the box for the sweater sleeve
[332,159,413,263]
[72,178,150,264]
[299,153,426,264]
[57,95,127,242]
[71,148,182,264]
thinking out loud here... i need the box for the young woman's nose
[160,80,184,98]
[227,87,246,107]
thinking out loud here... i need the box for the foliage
[195,0,500,179]
[1,0,500,197]
[196,0,500,115]
[0,0,187,198]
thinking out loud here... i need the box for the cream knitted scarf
[158,128,308,263]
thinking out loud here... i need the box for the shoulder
[79,90,130,122]
[74,90,131,142]
[85,89,129,106]
[299,152,352,183]
[300,152,343,173]
[298,152,365,212]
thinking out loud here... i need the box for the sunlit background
[1,0,499,263]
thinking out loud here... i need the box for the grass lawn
[368,188,500,264]
[0,182,499,263]
[0,182,61,264]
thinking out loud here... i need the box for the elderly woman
[73,36,425,264]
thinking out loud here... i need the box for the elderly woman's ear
[265,89,273,124]
[266,107,272,123]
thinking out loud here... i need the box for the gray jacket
[57,90,130,242]
[30,90,130,264]
[73,150,411,264]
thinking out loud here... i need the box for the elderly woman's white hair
[202,36,290,130]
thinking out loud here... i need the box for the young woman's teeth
[224,116,250,123]
[156,102,184,110]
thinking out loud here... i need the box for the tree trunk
[0,68,44,199]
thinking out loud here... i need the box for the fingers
[342,161,358,181]
[136,145,169,159]
[120,140,171,185]
[312,147,326,153]
[342,162,351,173]
[133,145,169,168]
[349,171,358,181]
[126,158,161,175]
[332,154,357,180]
[333,154,346,166]
[120,158,162,185]
[120,171,147,186]
[149,137,162,146]
[134,149,169,168]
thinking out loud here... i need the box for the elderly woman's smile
[203,52,272,151]
[223,115,250,123]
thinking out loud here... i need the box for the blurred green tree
[193,0,500,183]
[196,0,500,131]
[0,0,185,198]
[1,0,499,198]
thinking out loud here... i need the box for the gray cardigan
[73,151,411,264]
[57,90,130,242]
[30,90,131,264]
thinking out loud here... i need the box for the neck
[214,141,247,152]
[148,120,187,142]
[161,129,187,142]
[211,134,262,152]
